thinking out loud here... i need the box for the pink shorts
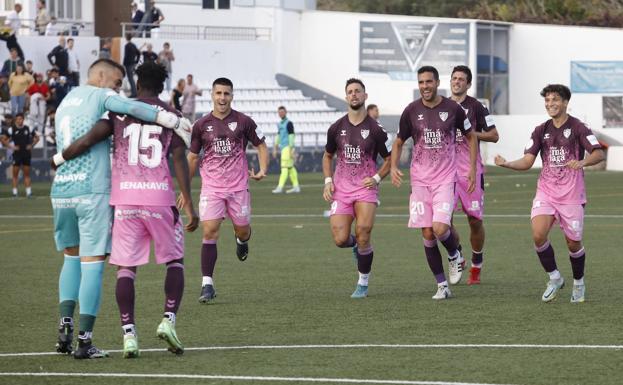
[110,205,184,266]
[531,198,584,241]
[454,174,484,220]
[199,190,251,226]
[408,183,455,228]
[330,192,378,217]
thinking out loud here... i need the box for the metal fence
[121,22,271,41]
[12,18,94,36]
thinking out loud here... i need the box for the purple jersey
[524,115,601,204]
[398,97,471,186]
[325,115,391,199]
[110,97,184,206]
[455,96,495,176]
[190,109,265,193]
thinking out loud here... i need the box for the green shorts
[280,146,294,168]
[52,193,112,256]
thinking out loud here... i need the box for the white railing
[12,18,94,36]
[121,22,271,41]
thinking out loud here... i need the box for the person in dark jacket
[47,36,68,76]
[123,34,141,97]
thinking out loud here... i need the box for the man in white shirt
[67,38,80,87]
[4,3,22,35]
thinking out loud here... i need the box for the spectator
[45,16,61,36]
[367,104,379,121]
[181,73,202,121]
[47,36,69,76]
[131,2,144,34]
[0,29,25,61]
[170,78,185,111]
[47,68,68,110]
[1,113,13,131]
[158,42,175,91]
[0,73,10,103]
[99,37,112,59]
[27,73,50,128]
[144,0,164,38]
[25,60,34,75]
[0,113,39,198]
[123,33,140,97]
[140,42,158,63]
[1,48,23,75]
[35,0,50,35]
[8,64,34,116]
[4,3,22,36]
[66,38,80,87]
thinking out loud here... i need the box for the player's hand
[184,209,199,232]
[173,118,192,148]
[467,170,476,193]
[362,177,378,189]
[249,167,266,181]
[494,154,507,167]
[390,167,403,188]
[566,159,585,170]
[176,193,186,210]
[323,181,334,202]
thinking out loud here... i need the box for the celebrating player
[188,77,268,303]
[495,84,604,303]
[449,65,499,284]
[391,66,477,300]
[323,78,391,298]
[50,58,190,358]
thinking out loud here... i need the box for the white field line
[1,343,622,358]
[0,372,514,385]
[1,214,622,219]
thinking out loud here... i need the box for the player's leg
[52,198,81,355]
[116,266,139,358]
[22,163,32,197]
[284,146,300,193]
[197,192,226,303]
[350,201,376,298]
[531,209,563,302]
[273,149,288,193]
[73,194,112,359]
[11,163,19,197]
[329,199,357,258]
[557,204,586,303]
[431,183,463,285]
[228,190,253,262]
[466,215,485,285]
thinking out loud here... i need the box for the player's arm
[250,142,268,181]
[287,122,295,155]
[476,127,499,143]
[273,133,279,158]
[465,130,478,193]
[566,148,605,169]
[322,150,335,202]
[566,130,606,169]
[363,127,392,188]
[51,119,113,169]
[390,137,405,188]
[495,153,537,171]
[171,144,199,232]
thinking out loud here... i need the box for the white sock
[438,280,448,287]
[472,263,482,268]
[122,324,136,336]
[202,276,214,286]
[548,270,561,280]
[574,278,584,286]
[164,312,176,324]
[26,187,31,195]
[357,273,369,286]
[12,188,17,195]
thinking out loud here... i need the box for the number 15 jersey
[109,97,184,206]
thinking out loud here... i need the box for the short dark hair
[125,33,133,41]
[451,65,472,84]
[136,61,167,95]
[88,58,126,77]
[26,60,32,64]
[212,77,233,89]
[345,78,365,91]
[14,112,24,119]
[417,65,439,81]
[67,38,74,43]
[540,84,571,101]
[366,104,378,111]
[278,106,287,111]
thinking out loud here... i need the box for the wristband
[372,174,381,184]
[53,152,66,166]
[324,177,333,185]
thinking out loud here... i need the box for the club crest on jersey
[361,129,369,139]
[563,128,571,138]
[439,112,448,122]
[417,114,424,120]
[228,122,237,131]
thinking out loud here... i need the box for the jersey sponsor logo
[119,181,170,191]
[340,129,347,136]
[55,172,87,182]
[228,122,238,132]
[361,129,369,139]
[343,143,362,164]
[563,128,571,139]
[423,127,442,149]
[587,134,599,146]
[456,128,464,142]
[439,111,448,122]
[213,137,233,156]
[485,114,495,127]
[548,146,567,167]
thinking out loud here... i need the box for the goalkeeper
[272,106,300,193]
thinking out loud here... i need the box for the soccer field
[0,167,622,385]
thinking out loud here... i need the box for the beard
[350,102,364,111]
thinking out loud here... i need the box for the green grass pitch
[0,167,621,385]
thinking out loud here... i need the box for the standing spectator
[36,0,51,35]
[123,34,140,97]
[145,0,165,38]
[9,64,34,116]
[4,3,22,36]
[25,60,34,75]
[140,43,158,63]
[47,36,69,76]
[158,42,175,91]
[181,74,202,121]
[367,104,379,121]
[0,73,10,103]
[0,113,39,198]
[170,78,185,111]
[27,73,50,128]
[1,48,23,75]
[47,68,68,110]
[99,38,112,59]
[0,3,25,61]
[45,16,61,36]
[67,38,80,87]
[131,2,144,35]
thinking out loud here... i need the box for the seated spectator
[1,48,24,75]
[27,73,50,128]
[8,64,34,116]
